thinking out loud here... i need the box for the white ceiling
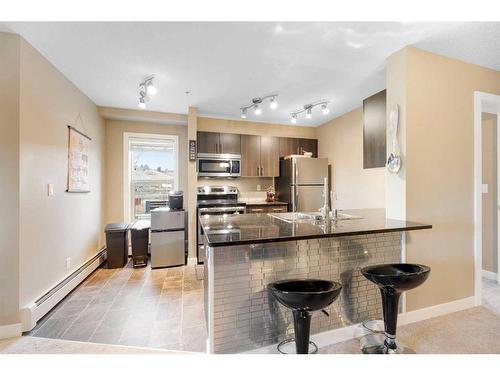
[2,22,499,126]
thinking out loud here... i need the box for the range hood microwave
[197,153,241,177]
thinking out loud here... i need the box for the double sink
[268,211,361,223]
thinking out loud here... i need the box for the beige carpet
[0,336,190,354]
[320,306,500,354]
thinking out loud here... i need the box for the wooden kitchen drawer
[246,204,288,214]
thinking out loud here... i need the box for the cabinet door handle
[215,143,218,153]
[220,143,223,153]
[260,166,263,176]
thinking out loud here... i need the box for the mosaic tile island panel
[205,232,402,353]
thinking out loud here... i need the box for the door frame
[473,92,500,306]
[123,132,179,222]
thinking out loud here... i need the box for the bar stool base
[277,338,318,354]
[359,333,416,354]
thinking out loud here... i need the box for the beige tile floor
[27,260,206,352]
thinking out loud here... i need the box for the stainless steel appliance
[275,156,329,212]
[197,153,241,177]
[196,186,245,264]
[150,208,187,268]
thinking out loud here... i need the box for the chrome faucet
[319,177,330,221]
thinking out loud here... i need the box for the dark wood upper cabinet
[260,136,279,177]
[219,133,241,155]
[279,137,318,158]
[279,137,300,158]
[241,134,261,177]
[299,138,318,157]
[197,131,220,154]
[363,89,387,169]
[197,131,241,154]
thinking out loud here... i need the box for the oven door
[196,205,245,264]
[197,153,241,177]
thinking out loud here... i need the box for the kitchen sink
[268,211,362,223]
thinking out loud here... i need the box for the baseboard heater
[20,248,107,332]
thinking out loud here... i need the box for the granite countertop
[200,208,432,247]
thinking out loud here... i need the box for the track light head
[254,104,262,115]
[321,103,330,115]
[270,96,278,110]
[291,114,297,124]
[241,108,247,119]
[306,108,312,119]
[138,97,146,109]
[145,77,157,95]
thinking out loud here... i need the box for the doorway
[474,92,500,308]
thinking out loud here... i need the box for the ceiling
[2,22,499,126]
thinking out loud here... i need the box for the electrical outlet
[256,184,261,191]
[48,183,54,196]
[66,257,71,270]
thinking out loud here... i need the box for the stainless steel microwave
[197,153,241,177]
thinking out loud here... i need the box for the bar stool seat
[268,279,342,354]
[360,263,430,354]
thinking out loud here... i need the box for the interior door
[260,136,280,177]
[241,134,261,176]
[219,133,241,155]
[197,131,220,154]
[294,185,324,212]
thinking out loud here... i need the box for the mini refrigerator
[150,208,187,268]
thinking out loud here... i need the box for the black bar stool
[360,263,430,354]
[268,279,342,354]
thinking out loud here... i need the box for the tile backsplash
[197,177,274,200]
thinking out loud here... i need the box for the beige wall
[18,38,106,307]
[104,119,188,225]
[482,113,498,274]
[0,33,21,327]
[317,108,385,209]
[386,47,500,311]
[198,117,316,138]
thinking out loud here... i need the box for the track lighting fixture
[138,76,157,110]
[240,94,278,118]
[290,101,330,123]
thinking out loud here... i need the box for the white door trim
[474,91,500,306]
[123,132,179,222]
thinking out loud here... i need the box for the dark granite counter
[200,208,431,247]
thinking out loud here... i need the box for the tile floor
[28,260,206,352]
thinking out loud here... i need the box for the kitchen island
[200,209,431,353]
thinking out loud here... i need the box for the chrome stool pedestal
[359,263,431,354]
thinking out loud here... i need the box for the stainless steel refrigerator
[150,208,187,268]
[275,157,329,212]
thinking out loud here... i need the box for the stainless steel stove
[196,186,245,264]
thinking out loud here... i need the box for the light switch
[48,183,54,196]
[482,184,489,194]
[256,184,261,191]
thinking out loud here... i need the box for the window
[124,133,178,220]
